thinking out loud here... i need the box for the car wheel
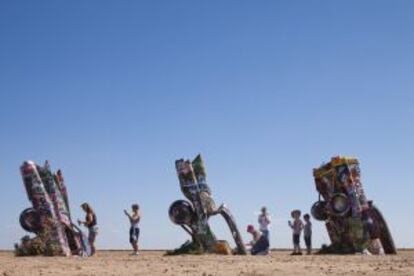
[169,200,195,226]
[330,193,350,217]
[311,201,328,221]
[19,208,41,233]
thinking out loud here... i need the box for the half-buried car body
[15,161,90,256]
[168,155,247,255]
[311,156,396,254]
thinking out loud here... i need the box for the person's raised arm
[124,209,133,222]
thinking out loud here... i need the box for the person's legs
[292,234,298,254]
[129,227,137,253]
[294,234,302,255]
[291,234,295,254]
[261,230,269,240]
[304,235,311,254]
[251,236,269,256]
[135,228,140,252]
[129,227,140,254]
[88,229,97,256]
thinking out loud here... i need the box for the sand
[0,250,413,276]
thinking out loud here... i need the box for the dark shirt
[85,213,97,228]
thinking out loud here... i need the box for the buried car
[311,156,396,254]
[15,161,90,256]
[168,154,247,255]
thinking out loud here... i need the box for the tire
[19,208,41,233]
[329,193,350,217]
[370,205,397,254]
[169,200,195,226]
[311,201,328,221]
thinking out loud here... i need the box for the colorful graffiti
[15,161,90,257]
[311,156,396,254]
[168,154,247,255]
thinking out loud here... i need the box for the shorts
[88,226,98,243]
[129,227,140,244]
[293,234,300,246]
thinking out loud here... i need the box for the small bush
[15,230,63,256]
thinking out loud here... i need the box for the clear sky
[0,1,413,250]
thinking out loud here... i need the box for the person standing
[78,202,98,256]
[124,204,141,255]
[288,209,303,255]
[258,206,271,240]
[303,213,312,255]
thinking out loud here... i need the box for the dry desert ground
[1,250,413,276]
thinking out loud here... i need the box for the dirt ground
[0,250,413,276]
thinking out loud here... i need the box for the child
[303,214,312,255]
[78,203,98,256]
[288,209,303,255]
[246,224,269,255]
[124,204,141,255]
[258,206,271,240]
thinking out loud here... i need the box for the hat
[247,224,255,232]
[291,209,301,218]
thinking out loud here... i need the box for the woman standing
[78,202,98,256]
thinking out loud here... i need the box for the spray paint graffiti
[311,156,396,254]
[168,154,247,255]
[15,161,90,257]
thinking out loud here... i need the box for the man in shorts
[124,204,141,255]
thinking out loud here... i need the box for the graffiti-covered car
[311,156,396,254]
[15,161,90,256]
[168,154,247,255]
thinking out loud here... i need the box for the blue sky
[0,1,413,250]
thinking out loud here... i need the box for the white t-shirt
[258,213,271,231]
[130,212,140,229]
